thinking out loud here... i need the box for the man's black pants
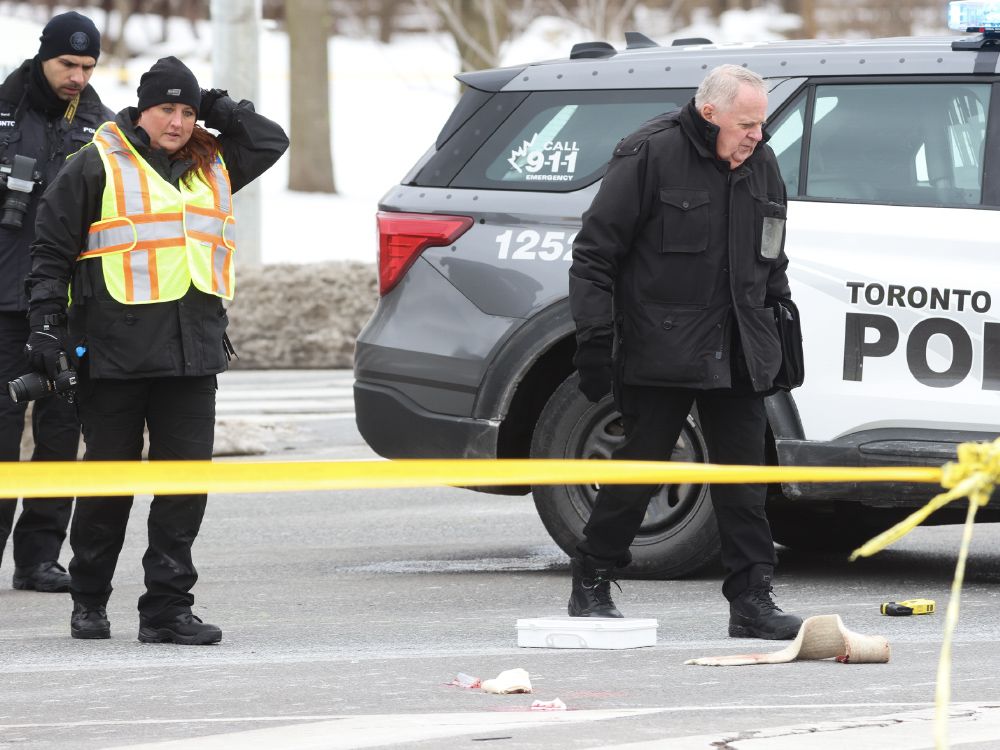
[578,383,778,601]
[0,311,78,567]
[71,375,216,624]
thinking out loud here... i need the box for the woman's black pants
[70,375,215,624]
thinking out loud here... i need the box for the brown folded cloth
[685,614,890,666]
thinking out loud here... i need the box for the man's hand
[25,326,66,380]
[574,335,613,403]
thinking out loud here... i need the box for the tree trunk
[377,0,398,44]
[787,0,817,38]
[449,0,510,72]
[112,0,137,71]
[286,0,336,193]
[155,0,169,44]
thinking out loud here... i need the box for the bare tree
[419,0,534,72]
[111,0,138,65]
[781,0,816,38]
[353,0,401,43]
[286,0,336,193]
[546,0,667,42]
[374,0,401,42]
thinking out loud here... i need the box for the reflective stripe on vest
[81,122,236,303]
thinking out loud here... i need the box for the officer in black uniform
[0,12,113,592]
[568,64,803,639]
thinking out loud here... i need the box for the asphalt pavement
[2,370,999,749]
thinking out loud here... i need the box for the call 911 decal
[506,134,580,182]
[495,229,577,261]
[842,280,999,390]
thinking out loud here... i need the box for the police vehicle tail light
[376,211,474,296]
[948,1,1000,31]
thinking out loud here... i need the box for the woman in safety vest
[23,56,288,644]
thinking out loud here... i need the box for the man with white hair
[567,64,803,639]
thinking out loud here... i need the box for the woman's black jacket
[26,98,289,379]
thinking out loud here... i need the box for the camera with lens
[0,154,43,230]
[8,351,78,404]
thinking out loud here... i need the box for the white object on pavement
[480,668,533,694]
[517,617,658,649]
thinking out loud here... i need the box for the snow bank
[227,261,377,369]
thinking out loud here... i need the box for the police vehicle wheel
[529,372,721,580]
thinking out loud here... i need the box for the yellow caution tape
[5,440,998,750]
[848,437,1000,750]
[1,458,943,498]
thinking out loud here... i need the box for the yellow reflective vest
[80,122,237,303]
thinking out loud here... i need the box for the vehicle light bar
[948,1,1000,31]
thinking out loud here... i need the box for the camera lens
[0,193,30,230]
[7,372,51,403]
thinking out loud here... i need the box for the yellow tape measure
[880,598,936,616]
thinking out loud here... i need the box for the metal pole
[210,0,263,265]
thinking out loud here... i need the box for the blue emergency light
[948,1,1000,31]
[949,1,1000,49]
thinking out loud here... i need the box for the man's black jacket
[25,102,289,379]
[0,59,113,312]
[569,100,791,392]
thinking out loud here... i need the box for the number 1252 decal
[495,229,578,261]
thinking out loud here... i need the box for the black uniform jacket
[0,59,113,312]
[25,101,289,379]
[569,100,791,392]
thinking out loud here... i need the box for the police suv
[354,3,1000,578]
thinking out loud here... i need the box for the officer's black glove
[199,88,232,131]
[574,334,613,403]
[25,323,67,380]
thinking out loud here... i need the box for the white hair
[694,64,767,111]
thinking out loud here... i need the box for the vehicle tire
[529,372,721,579]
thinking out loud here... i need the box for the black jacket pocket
[660,188,710,254]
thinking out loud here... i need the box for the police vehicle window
[451,89,694,192]
[804,83,989,206]
[766,95,808,196]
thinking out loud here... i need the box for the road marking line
[0,703,937,730]
[6,709,667,749]
[216,413,356,423]
[593,703,1000,750]
[217,388,353,399]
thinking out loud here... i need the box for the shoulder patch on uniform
[613,113,680,157]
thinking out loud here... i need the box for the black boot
[568,557,624,618]
[138,613,222,645]
[71,602,111,639]
[728,568,802,640]
[13,561,71,593]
